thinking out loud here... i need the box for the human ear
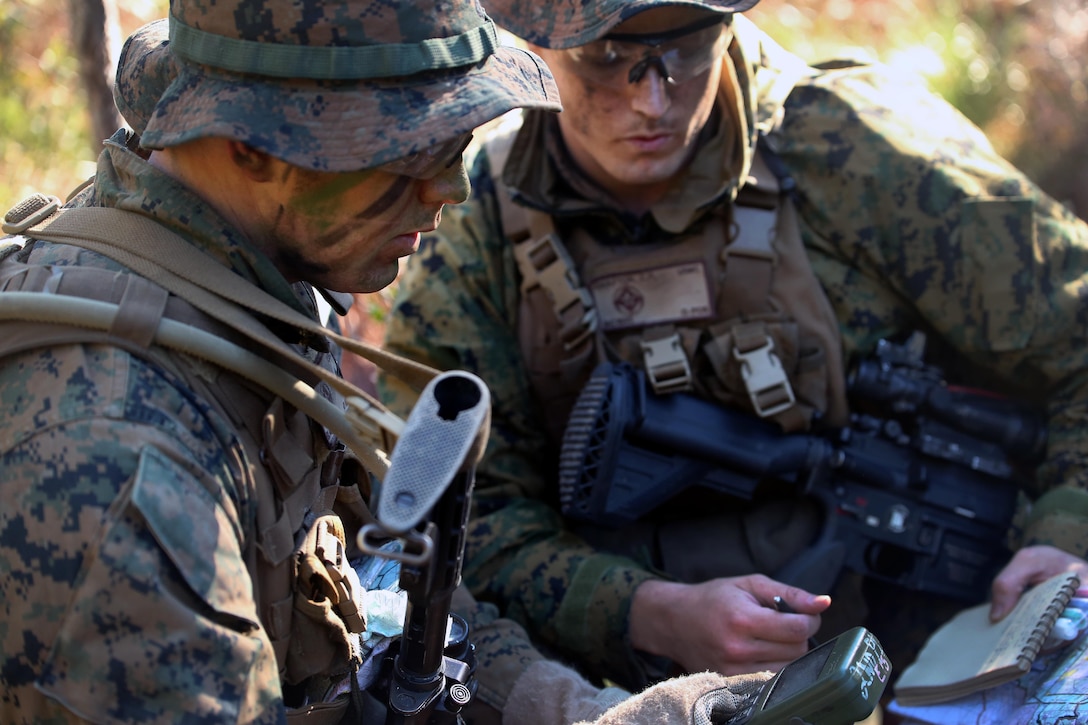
[227,141,277,182]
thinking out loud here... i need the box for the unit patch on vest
[589,262,713,331]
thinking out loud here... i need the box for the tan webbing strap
[255,398,316,672]
[2,261,234,343]
[714,151,801,425]
[262,399,315,500]
[484,124,600,357]
[26,207,429,438]
[1,261,56,295]
[720,150,780,320]
[722,208,775,317]
[0,291,395,480]
[109,275,169,350]
[30,208,437,390]
[480,116,531,243]
[513,233,598,352]
[0,324,148,365]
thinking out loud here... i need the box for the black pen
[772,596,820,649]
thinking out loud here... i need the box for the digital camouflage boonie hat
[114,19,176,137]
[137,0,561,172]
[483,0,761,49]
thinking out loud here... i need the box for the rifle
[558,334,1046,603]
[358,370,491,725]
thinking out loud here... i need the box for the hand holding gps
[694,627,890,725]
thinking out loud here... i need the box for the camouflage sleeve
[380,146,659,687]
[0,344,283,724]
[778,63,1088,557]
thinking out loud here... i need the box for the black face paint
[276,244,332,279]
[357,173,414,220]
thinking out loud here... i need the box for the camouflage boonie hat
[114,19,176,137]
[484,0,760,49]
[137,0,561,172]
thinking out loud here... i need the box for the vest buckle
[313,517,368,634]
[2,193,60,235]
[641,333,693,394]
[733,335,796,417]
[515,232,597,351]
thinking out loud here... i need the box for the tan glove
[503,660,630,725]
[575,671,773,725]
[450,586,629,725]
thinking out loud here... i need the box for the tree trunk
[68,0,122,152]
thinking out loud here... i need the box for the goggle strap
[604,14,726,46]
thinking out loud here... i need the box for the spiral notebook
[893,570,1080,706]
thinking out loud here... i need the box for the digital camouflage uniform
[0,134,336,724]
[380,10,1088,690]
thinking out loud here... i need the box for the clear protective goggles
[561,14,731,88]
[376,132,474,179]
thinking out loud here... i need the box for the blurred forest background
[2,0,1087,380]
[3,0,1087,215]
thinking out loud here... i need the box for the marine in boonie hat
[138,0,561,172]
[481,0,760,49]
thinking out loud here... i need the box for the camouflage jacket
[0,132,352,724]
[380,19,1088,688]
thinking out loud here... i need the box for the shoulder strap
[0,287,397,479]
[9,206,439,476]
[482,125,599,354]
[28,207,437,392]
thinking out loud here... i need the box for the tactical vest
[487,133,849,443]
[0,198,429,723]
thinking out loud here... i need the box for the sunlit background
[3,0,1086,214]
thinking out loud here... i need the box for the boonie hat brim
[141,45,559,172]
[484,0,760,50]
[123,1,562,174]
[114,20,178,138]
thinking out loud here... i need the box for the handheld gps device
[696,626,891,725]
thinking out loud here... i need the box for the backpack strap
[5,203,441,477]
[713,146,803,425]
[26,207,437,394]
[1,289,397,481]
[482,126,600,358]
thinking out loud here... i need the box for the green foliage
[0,2,96,207]
[749,0,1002,130]
[0,0,168,211]
[748,0,1088,215]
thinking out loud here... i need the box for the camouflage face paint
[265,159,467,293]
